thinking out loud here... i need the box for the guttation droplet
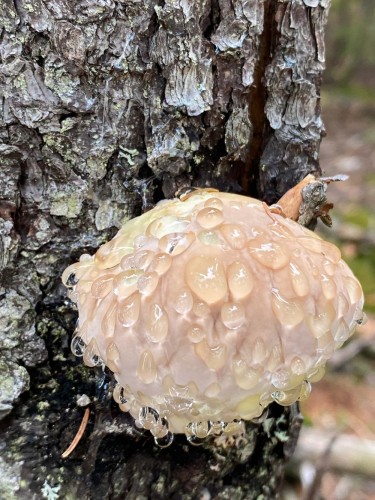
[148,253,172,275]
[195,341,227,370]
[146,303,169,342]
[137,350,157,384]
[232,359,260,390]
[271,289,304,327]
[221,302,245,329]
[91,274,114,298]
[248,241,289,270]
[221,224,247,249]
[118,293,141,327]
[196,207,224,229]
[227,261,253,300]
[106,342,120,373]
[186,256,227,304]
[159,232,195,256]
[137,272,159,295]
[71,334,86,357]
[174,288,194,314]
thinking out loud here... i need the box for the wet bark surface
[0,1,329,498]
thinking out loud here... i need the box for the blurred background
[284,1,375,498]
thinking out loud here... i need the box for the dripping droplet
[83,339,102,368]
[71,334,86,357]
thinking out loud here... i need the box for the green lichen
[50,193,83,218]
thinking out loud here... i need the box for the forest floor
[284,92,375,499]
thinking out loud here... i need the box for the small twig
[61,407,90,459]
[302,434,338,500]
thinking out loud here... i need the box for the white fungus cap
[62,191,364,445]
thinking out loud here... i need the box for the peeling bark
[0,1,330,498]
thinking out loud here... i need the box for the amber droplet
[248,241,289,270]
[195,341,228,371]
[227,261,253,300]
[307,302,335,339]
[137,351,157,384]
[289,263,309,297]
[232,359,260,390]
[271,289,304,327]
[186,256,227,304]
[106,342,120,373]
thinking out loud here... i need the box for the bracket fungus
[62,189,364,447]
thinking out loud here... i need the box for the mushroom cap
[63,191,364,442]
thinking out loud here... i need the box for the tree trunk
[0,1,330,498]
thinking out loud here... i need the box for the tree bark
[0,1,330,498]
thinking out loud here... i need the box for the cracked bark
[0,1,330,498]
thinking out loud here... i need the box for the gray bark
[0,0,330,498]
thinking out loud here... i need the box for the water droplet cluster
[63,191,364,446]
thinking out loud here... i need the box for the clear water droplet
[71,334,86,357]
[137,271,159,296]
[174,288,194,314]
[221,302,245,329]
[159,232,195,256]
[146,304,169,342]
[118,293,141,327]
